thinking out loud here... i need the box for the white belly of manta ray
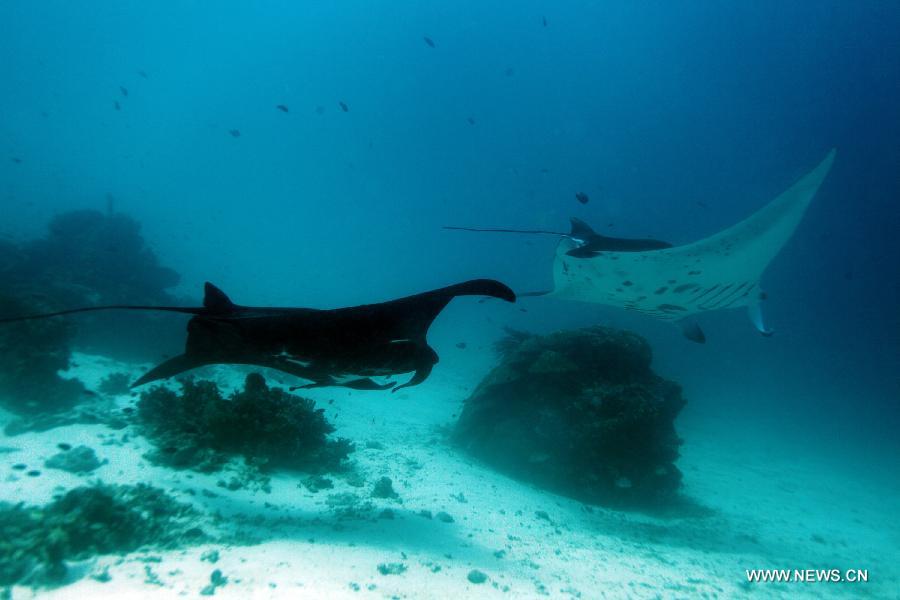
[549,150,836,338]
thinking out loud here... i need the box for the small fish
[504,67,515,77]
[696,201,709,209]
[11,157,22,164]
[542,16,548,27]
[229,129,241,137]
[339,101,349,112]
[57,443,72,451]
[466,117,475,125]
[138,69,148,78]
[575,191,589,205]
[423,36,436,48]
[455,342,467,349]
[114,101,121,111]
[276,104,289,113]
[315,105,326,115]
[119,86,128,97]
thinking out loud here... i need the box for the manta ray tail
[0,304,204,324]
[443,225,567,236]
[0,282,238,325]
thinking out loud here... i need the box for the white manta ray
[546,150,836,341]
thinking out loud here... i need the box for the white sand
[1,352,897,599]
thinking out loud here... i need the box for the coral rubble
[454,326,686,506]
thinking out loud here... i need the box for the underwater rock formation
[454,326,685,506]
[20,210,179,306]
[137,373,353,473]
[0,294,85,414]
[1,209,185,362]
[44,445,104,474]
[0,483,206,587]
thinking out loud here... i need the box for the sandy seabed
[1,352,897,599]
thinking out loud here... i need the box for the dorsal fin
[203,282,237,312]
[569,217,596,240]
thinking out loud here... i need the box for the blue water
[1,1,898,595]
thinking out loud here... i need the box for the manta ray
[449,150,836,342]
[0,279,516,390]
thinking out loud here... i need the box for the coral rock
[454,326,685,507]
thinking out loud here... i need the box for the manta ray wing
[547,150,836,324]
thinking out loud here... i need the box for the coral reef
[97,372,132,396]
[20,210,179,306]
[0,294,85,414]
[454,326,686,507]
[137,373,353,473]
[0,209,186,363]
[0,483,207,587]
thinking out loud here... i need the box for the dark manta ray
[445,217,671,257]
[0,279,515,391]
